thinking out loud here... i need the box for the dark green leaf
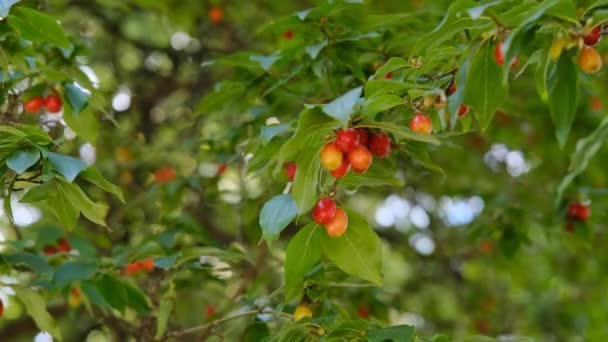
[2,252,52,274]
[284,223,322,295]
[64,82,89,114]
[155,283,175,340]
[259,194,298,243]
[547,50,578,147]
[366,325,415,342]
[8,7,70,48]
[292,147,322,215]
[53,261,97,288]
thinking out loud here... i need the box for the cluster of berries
[124,259,155,275]
[23,94,62,114]
[565,201,591,233]
[43,238,71,255]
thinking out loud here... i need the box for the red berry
[565,222,575,233]
[217,163,227,176]
[208,6,223,23]
[357,305,369,319]
[369,133,391,158]
[479,240,493,254]
[285,161,296,181]
[578,205,591,221]
[206,305,216,318]
[446,81,456,96]
[356,128,369,146]
[567,202,591,221]
[124,262,141,275]
[494,43,504,65]
[347,145,372,173]
[325,208,348,238]
[57,238,71,253]
[0,299,3,318]
[335,129,360,153]
[44,246,58,255]
[44,94,62,113]
[283,30,294,40]
[409,113,432,134]
[71,288,81,298]
[330,158,350,178]
[141,258,155,271]
[321,142,343,171]
[458,104,470,117]
[591,97,603,112]
[24,96,44,113]
[154,166,176,184]
[583,26,602,46]
[384,72,392,79]
[312,197,337,224]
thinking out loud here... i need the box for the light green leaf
[284,223,322,296]
[6,147,40,174]
[363,94,404,118]
[7,7,70,48]
[463,40,508,130]
[250,54,281,71]
[374,57,409,78]
[366,325,415,342]
[547,50,578,147]
[259,194,298,243]
[12,286,63,340]
[321,86,363,125]
[356,120,440,145]
[79,167,125,202]
[339,159,404,189]
[56,178,108,226]
[47,152,87,182]
[62,104,98,143]
[261,123,291,144]
[155,282,175,340]
[306,40,327,59]
[292,147,322,215]
[364,80,415,98]
[321,208,383,285]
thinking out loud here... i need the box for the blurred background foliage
[1,0,608,341]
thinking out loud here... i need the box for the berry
[320,142,343,171]
[124,262,141,275]
[0,299,3,319]
[312,197,336,224]
[44,246,58,255]
[578,46,602,74]
[285,161,296,180]
[591,97,603,112]
[330,158,350,178]
[577,205,591,221]
[479,240,493,254]
[24,96,44,113]
[206,305,216,318]
[44,94,62,113]
[217,163,227,176]
[141,258,155,271]
[293,305,313,320]
[384,72,392,79]
[494,43,504,65]
[583,26,602,46]
[356,128,369,146]
[458,104,470,117]
[208,6,223,23]
[283,30,294,40]
[347,145,372,173]
[369,133,391,158]
[154,166,176,184]
[446,81,456,96]
[409,113,432,134]
[57,238,71,253]
[335,129,360,152]
[567,202,591,221]
[357,305,369,319]
[68,288,82,307]
[325,208,348,238]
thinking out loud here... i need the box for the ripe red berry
[44,246,58,255]
[312,197,337,224]
[458,104,470,117]
[494,43,504,65]
[409,113,432,134]
[330,158,350,178]
[0,299,3,318]
[57,238,71,253]
[591,97,603,112]
[577,205,591,221]
[567,202,591,221]
[217,163,227,176]
[446,81,456,96]
[24,96,44,113]
[384,72,392,79]
[283,30,294,40]
[44,94,62,113]
[347,145,372,173]
[141,258,155,272]
[154,166,176,184]
[356,128,369,146]
[206,305,217,318]
[285,161,296,180]
[335,129,360,152]
[124,262,141,275]
[321,142,343,171]
[208,6,223,23]
[325,208,347,238]
[357,305,369,319]
[369,133,391,158]
[583,26,602,46]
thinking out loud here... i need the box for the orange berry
[324,208,347,238]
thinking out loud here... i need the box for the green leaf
[259,194,298,243]
[79,167,125,202]
[363,94,404,118]
[0,0,20,17]
[356,120,440,145]
[2,252,52,274]
[366,325,415,342]
[12,286,63,340]
[463,40,508,130]
[6,147,40,174]
[53,261,97,288]
[292,147,322,215]
[62,105,99,143]
[321,86,363,125]
[64,82,89,114]
[7,7,70,48]
[305,40,327,59]
[547,50,578,147]
[447,55,470,129]
[95,274,128,311]
[405,144,445,175]
[123,281,152,313]
[56,178,108,226]
[339,159,404,189]
[374,57,409,77]
[321,208,383,285]
[284,223,322,295]
[261,123,291,144]
[250,54,281,71]
[47,152,87,182]
[364,80,414,98]
[155,282,175,340]
[556,116,608,205]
